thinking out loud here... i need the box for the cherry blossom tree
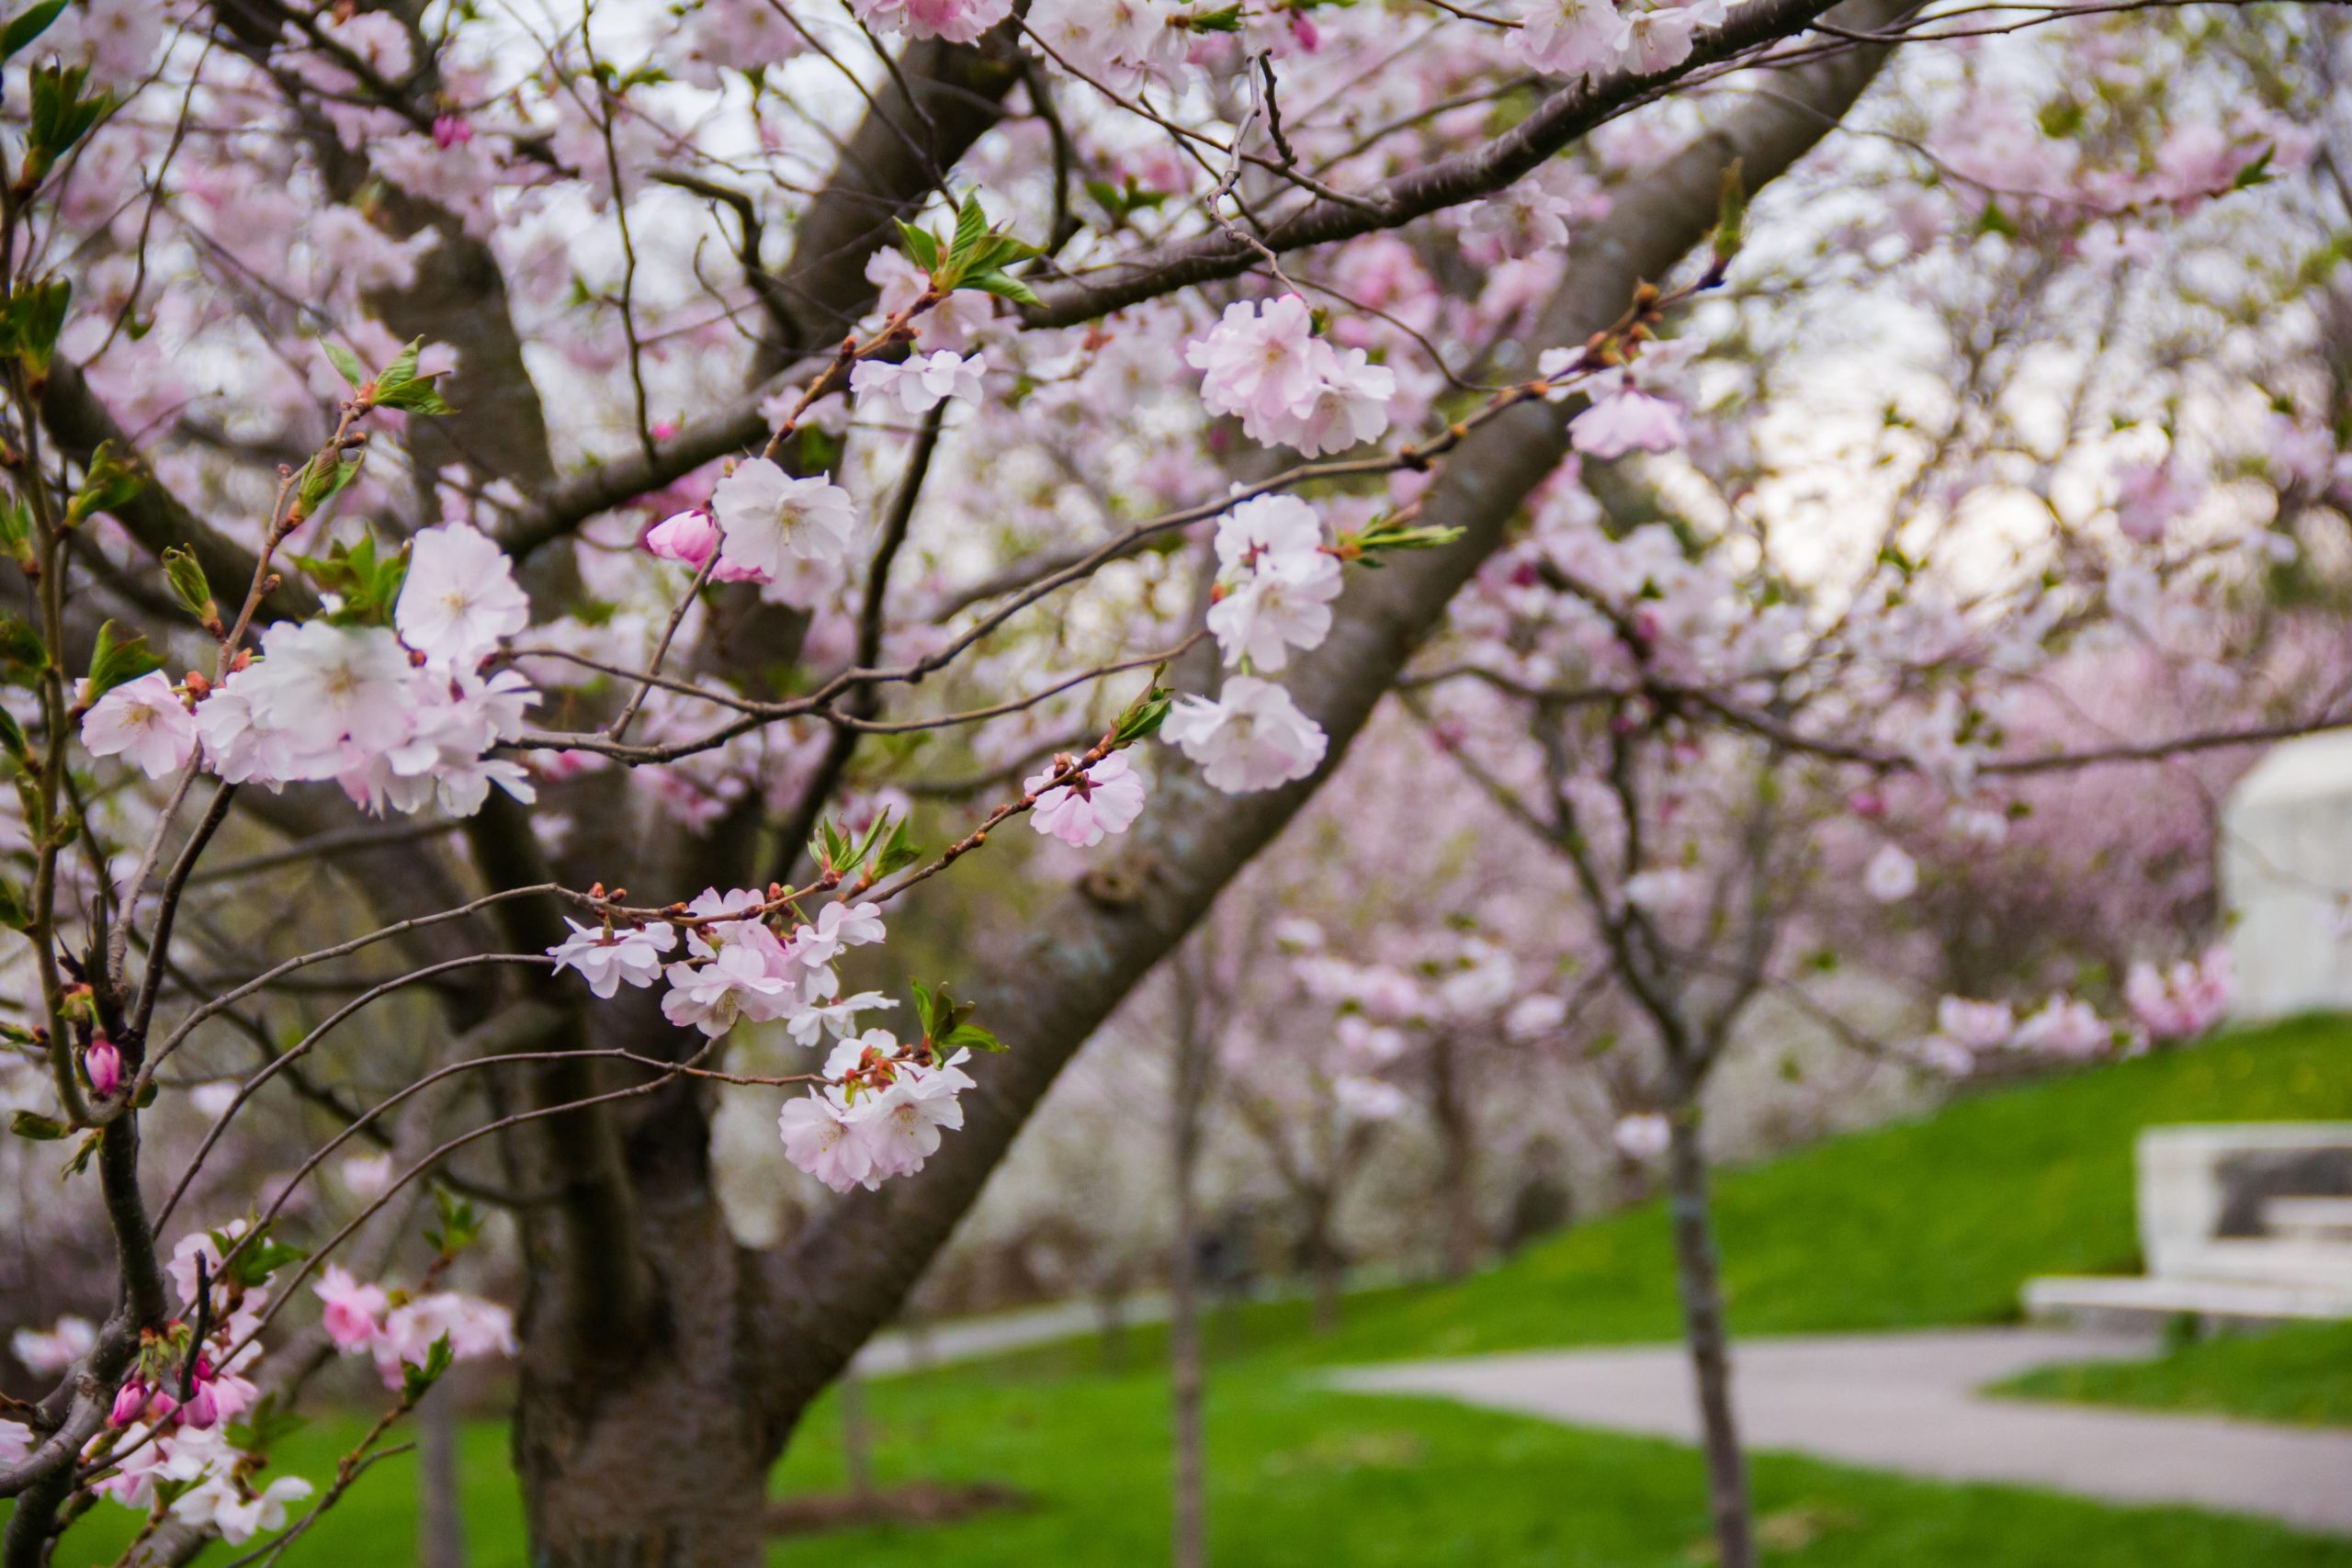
[0,4,2341,1568]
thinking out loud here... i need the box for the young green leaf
[66,441,143,525]
[0,1,67,62]
[322,340,368,389]
[84,620,162,703]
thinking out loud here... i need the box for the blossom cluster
[1187,296,1396,457]
[1512,0,1728,82]
[80,525,538,818]
[548,889,995,1191]
[1922,947,2232,1073]
[44,1225,512,1546]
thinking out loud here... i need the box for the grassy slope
[36,1014,2352,1566]
[1995,1320,2352,1427]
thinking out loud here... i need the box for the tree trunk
[416,1381,468,1568]
[1429,1037,1481,1280]
[1170,993,1212,1568]
[1304,1201,1344,1336]
[510,1122,781,1568]
[1663,1093,1756,1568]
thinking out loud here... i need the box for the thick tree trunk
[509,1086,782,1568]
[416,1381,468,1568]
[1663,1091,1756,1568]
[1429,1037,1481,1280]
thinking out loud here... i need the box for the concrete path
[1333,1329,2352,1537]
[851,1295,1171,1377]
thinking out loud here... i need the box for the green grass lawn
[1994,1319,2352,1427]
[30,1013,2352,1565]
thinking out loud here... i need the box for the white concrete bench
[2265,1196,2352,1243]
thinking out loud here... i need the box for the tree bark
[1664,1088,1755,1568]
[1170,960,1215,1568]
[416,1381,468,1568]
[1305,1196,1345,1336]
[1430,1037,1481,1280]
[512,1190,778,1568]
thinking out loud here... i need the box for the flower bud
[109,1377,145,1427]
[179,1379,219,1429]
[643,510,718,568]
[85,1037,122,1099]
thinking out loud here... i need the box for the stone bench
[2024,1123,2352,1329]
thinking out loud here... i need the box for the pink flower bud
[1290,13,1321,49]
[109,1378,146,1427]
[650,420,679,442]
[644,510,718,568]
[1848,787,1887,819]
[179,1379,219,1429]
[433,115,473,150]
[85,1038,122,1099]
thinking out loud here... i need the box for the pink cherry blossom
[1935,996,2016,1050]
[394,522,529,670]
[1569,388,1687,459]
[1612,1111,1672,1160]
[779,1093,876,1193]
[82,671,197,779]
[549,919,679,998]
[850,350,986,416]
[1162,675,1329,793]
[1027,752,1148,847]
[711,459,860,586]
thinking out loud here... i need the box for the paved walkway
[1333,1329,2352,1537]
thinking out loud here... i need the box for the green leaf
[294,532,409,626]
[872,815,920,878]
[221,1226,307,1290]
[161,547,219,629]
[84,620,161,703]
[0,497,29,568]
[401,1336,456,1402]
[376,338,422,393]
[0,705,27,758]
[1187,5,1246,32]
[293,451,366,521]
[10,1109,65,1140]
[424,1187,482,1256]
[964,268,1041,308]
[895,219,941,275]
[322,340,368,389]
[2231,144,2275,193]
[1711,157,1746,266]
[376,380,454,415]
[948,193,989,273]
[941,1021,1004,1055]
[0,1,67,62]
[1113,674,1173,746]
[0,614,48,681]
[66,440,143,525]
[26,63,108,181]
[0,877,30,931]
[0,276,71,370]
